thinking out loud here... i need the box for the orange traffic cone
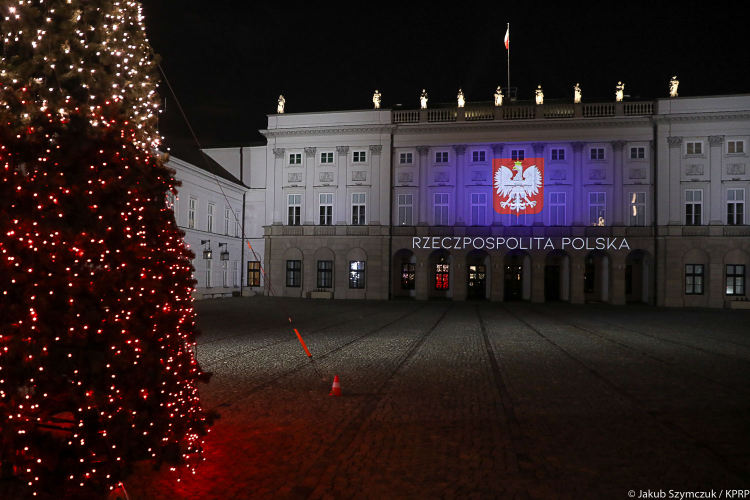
[329,375,341,396]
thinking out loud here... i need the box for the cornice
[651,112,750,124]
[260,124,397,138]
[393,116,652,134]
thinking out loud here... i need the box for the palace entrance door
[467,265,486,300]
[504,265,523,301]
[544,265,560,301]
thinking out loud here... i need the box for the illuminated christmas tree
[0,1,212,497]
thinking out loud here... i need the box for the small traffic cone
[329,375,341,396]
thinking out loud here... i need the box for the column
[532,142,546,226]
[304,147,316,225]
[667,137,682,225]
[611,140,626,225]
[708,135,724,225]
[336,146,349,224]
[571,142,585,226]
[530,257,546,303]
[569,255,585,304]
[610,260,627,305]
[369,145,382,225]
[417,145,430,225]
[491,143,505,225]
[453,145,467,225]
[272,148,285,224]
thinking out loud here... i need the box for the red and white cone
[329,375,341,396]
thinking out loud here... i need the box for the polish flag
[504,26,509,50]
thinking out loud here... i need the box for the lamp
[201,239,212,260]
[218,242,229,261]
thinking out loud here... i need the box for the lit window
[435,151,448,163]
[289,153,302,165]
[287,194,301,226]
[400,152,413,164]
[589,192,606,226]
[551,148,565,161]
[319,193,333,225]
[549,192,566,226]
[188,198,196,229]
[435,260,450,290]
[398,194,413,226]
[351,193,366,225]
[434,193,449,226]
[686,142,702,155]
[629,192,646,226]
[726,265,745,296]
[472,151,486,162]
[247,261,261,287]
[349,261,365,289]
[353,151,367,163]
[470,193,486,226]
[286,260,301,287]
[685,264,704,295]
[728,141,744,154]
[630,147,645,159]
[685,189,703,226]
[207,203,215,233]
[401,262,415,290]
[320,152,334,163]
[727,188,744,225]
[511,149,524,161]
[317,261,333,288]
[590,148,605,160]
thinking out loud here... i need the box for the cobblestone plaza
[121,297,749,500]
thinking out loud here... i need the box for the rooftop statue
[494,86,503,106]
[669,76,679,98]
[535,85,544,105]
[277,95,285,114]
[574,83,582,104]
[615,81,625,102]
[373,89,382,109]
[420,89,428,109]
[457,88,465,108]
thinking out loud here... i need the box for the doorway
[544,265,560,301]
[504,265,523,301]
[468,265,487,300]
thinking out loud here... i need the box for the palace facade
[194,94,750,308]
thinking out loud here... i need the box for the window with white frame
[289,153,302,165]
[728,141,745,154]
[511,149,524,161]
[222,261,228,287]
[399,152,413,164]
[353,151,366,163]
[629,192,646,226]
[319,193,333,225]
[351,193,366,225]
[205,259,212,288]
[727,188,744,225]
[549,192,566,226]
[551,148,565,161]
[470,193,487,226]
[188,198,196,229]
[685,264,704,295]
[685,189,703,225]
[233,261,238,287]
[726,265,745,296]
[317,260,333,288]
[630,147,645,159]
[320,152,333,164]
[247,261,261,287]
[472,151,486,162]
[686,142,702,155]
[287,194,301,225]
[235,211,241,237]
[590,148,605,160]
[286,260,301,287]
[224,207,230,235]
[207,203,215,232]
[589,192,606,226]
[397,194,413,226]
[435,151,448,163]
[434,193,449,225]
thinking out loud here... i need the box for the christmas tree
[0,1,212,498]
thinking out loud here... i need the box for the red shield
[492,158,545,215]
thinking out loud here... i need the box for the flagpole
[506,23,510,101]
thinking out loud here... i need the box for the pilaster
[532,142,546,226]
[611,140,626,225]
[336,146,349,224]
[417,146,430,225]
[572,142,585,226]
[491,143,505,225]
[667,136,682,225]
[708,135,724,225]
[369,145,382,225]
[272,148,285,224]
[454,144,467,226]
[304,147,316,225]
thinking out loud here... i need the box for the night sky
[143,1,747,148]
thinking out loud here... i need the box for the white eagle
[494,161,542,212]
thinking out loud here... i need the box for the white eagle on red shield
[493,160,543,213]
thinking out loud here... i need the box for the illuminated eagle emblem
[494,160,543,213]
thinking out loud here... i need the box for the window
[235,211,241,237]
[286,260,301,287]
[289,153,302,165]
[233,261,238,287]
[287,194,301,226]
[629,192,646,226]
[351,193,366,225]
[205,260,212,288]
[397,194,413,226]
[320,152,334,163]
[685,189,703,226]
[470,193,487,226]
[551,148,565,161]
[685,264,704,295]
[353,151,366,163]
[400,152,413,164]
[549,192,566,226]
[434,193,449,225]
[317,261,333,288]
[472,151,486,162]
[686,142,702,155]
[435,151,448,163]
[726,265,745,296]
[589,192,606,226]
[207,203,215,232]
[247,261,260,287]
[511,149,524,161]
[590,148,605,160]
[728,141,744,154]
[319,193,333,225]
[166,191,176,211]
[435,260,450,290]
[349,261,365,289]
[224,207,230,235]
[401,262,415,290]
[630,147,645,159]
[727,188,744,225]
[222,261,228,287]
[188,198,196,229]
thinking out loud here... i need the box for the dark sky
[142,1,747,148]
